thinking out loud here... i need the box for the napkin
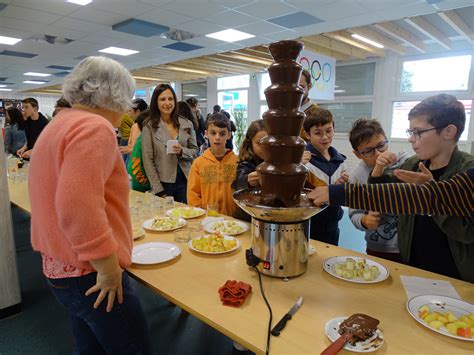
[218,280,252,308]
[400,275,461,300]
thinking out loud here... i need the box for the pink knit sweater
[29,108,133,271]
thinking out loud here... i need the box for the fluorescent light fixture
[227,53,272,66]
[185,94,199,97]
[24,72,52,77]
[0,84,7,87]
[334,89,346,93]
[351,33,384,48]
[166,66,208,75]
[98,46,139,56]
[67,0,93,5]
[0,88,13,91]
[133,76,162,81]
[198,98,207,101]
[206,29,255,43]
[23,80,47,84]
[0,35,22,45]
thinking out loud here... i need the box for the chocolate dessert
[257,40,308,207]
[338,313,380,345]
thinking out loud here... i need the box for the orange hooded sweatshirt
[187,148,238,216]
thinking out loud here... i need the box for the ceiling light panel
[67,0,93,5]
[23,80,47,84]
[351,34,384,48]
[24,72,52,77]
[98,47,139,56]
[0,88,13,91]
[0,35,22,45]
[206,29,255,43]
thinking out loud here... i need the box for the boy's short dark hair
[22,97,39,109]
[186,97,198,108]
[303,107,333,132]
[213,104,221,113]
[207,112,230,130]
[349,118,386,150]
[132,98,148,112]
[55,97,71,108]
[408,94,465,141]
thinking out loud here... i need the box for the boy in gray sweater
[348,119,407,262]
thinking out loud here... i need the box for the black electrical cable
[253,266,273,355]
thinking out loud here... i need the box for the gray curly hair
[62,56,135,113]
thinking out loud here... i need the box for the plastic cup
[166,140,179,154]
[207,203,219,217]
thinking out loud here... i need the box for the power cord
[247,248,273,355]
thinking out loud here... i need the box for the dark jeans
[120,138,129,165]
[161,166,187,203]
[47,272,150,355]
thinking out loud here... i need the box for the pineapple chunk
[428,320,444,330]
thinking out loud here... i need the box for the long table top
[9,178,474,354]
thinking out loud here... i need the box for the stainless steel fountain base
[251,218,310,278]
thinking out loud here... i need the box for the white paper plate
[166,207,206,219]
[132,227,145,240]
[142,217,187,232]
[325,317,384,353]
[406,295,474,342]
[188,235,240,255]
[132,242,181,265]
[203,220,248,235]
[322,256,389,284]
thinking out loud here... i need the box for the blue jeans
[161,166,187,203]
[47,272,150,355]
[120,138,129,166]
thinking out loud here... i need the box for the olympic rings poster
[298,50,336,100]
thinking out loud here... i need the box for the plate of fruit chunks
[188,232,240,255]
[204,220,249,236]
[166,207,206,219]
[323,256,389,284]
[407,295,474,341]
[142,217,187,232]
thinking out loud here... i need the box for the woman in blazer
[142,83,198,203]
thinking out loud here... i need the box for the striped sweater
[330,168,473,217]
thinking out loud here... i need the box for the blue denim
[47,272,150,355]
[161,166,187,203]
[120,138,129,166]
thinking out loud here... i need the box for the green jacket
[370,147,474,282]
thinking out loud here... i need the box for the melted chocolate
[338,314,380,346]
[257,40,307,207]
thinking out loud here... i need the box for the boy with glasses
[348,118,407,262]
[370,94,474,282]
[304,107,348,245]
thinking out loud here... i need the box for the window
[400,55,471,93]
[334,63,375,97]
[217,74,249,90]
[182,81,207,116]
[259,73,271,101]
[260,105,268,118]
[319,102,373,134]
[391,100,471,141]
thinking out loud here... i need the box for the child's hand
[307,186,329,206]
[394,162,433,184]
[335,170,349,184]
[247,172,260,187]
[372,151,397,177]
[301,151,311,164]
[361,211,380,230]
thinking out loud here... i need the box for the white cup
[166,140,179,154]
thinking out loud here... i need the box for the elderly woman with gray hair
[28,56,150,354]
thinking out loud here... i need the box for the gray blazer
[141,116,198,194]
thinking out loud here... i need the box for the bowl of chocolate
[322,314,384,354]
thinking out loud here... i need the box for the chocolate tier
[257,40,308,207]
[338,314,380,345]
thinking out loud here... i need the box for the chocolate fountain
[233,40,326,278]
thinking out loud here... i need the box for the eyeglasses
[406,125,447,140]
[312,128,335,139]
[358,140,388,158]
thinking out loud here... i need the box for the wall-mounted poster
[297,50,336,101]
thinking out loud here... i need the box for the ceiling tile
[0,16,49,33]
[90,0,159,17]
[303,1,371,21]
[210,0,255,9]
[268,11,324,29]
[431,0,474,11]
[162,1,227,18]
[234,36,268,47]
[235,20,287,36]
[113,19,169,38]
[162,42,203,52]
[261,30,297,41]
[176,20,227,36]
[0,5,62,25]
[51,17,109,33]
[184,36,223,47]
[8,0,78,15]
[0,50,37,58]
[355,0,420,12]
[203,10,257,28]
[119,37,175,51]
[68,7,129,26]
[235,1,296,20]
[215,43,245,52]
[40,26,89,40]
[136,9,194,27]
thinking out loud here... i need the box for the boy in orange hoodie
[187,112,238,216]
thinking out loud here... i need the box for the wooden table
[9,180,474,354]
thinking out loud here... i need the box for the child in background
[187,112,238,216]
[348,118,407,262]
[370,94,473,282]
[304,107,348,245]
